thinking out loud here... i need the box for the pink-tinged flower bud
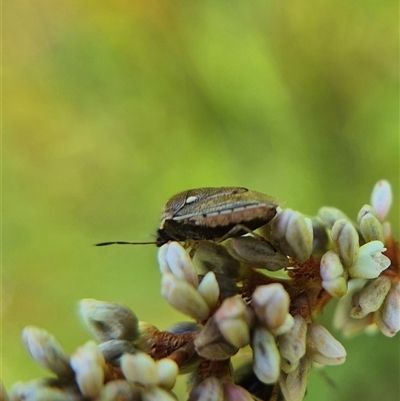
[320,250,348,298]
[158,242,199,287]
[331,219,359,268]
[161,273,210,320]
[279,355,311,401]
[350,276,392,318]
[251,326,280,384]
[271,209,313,262]
[224,383,254,401]
[357,205,384,243]
[374,284,400,337]
[370,180,392,222]
[306,323,346,365]
[70,341,105,398]
[382,222,392,242]
[348,241,391,279]
[21,327,74,379]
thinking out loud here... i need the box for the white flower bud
[331,219,359,268]
[214,297,254,348]
[161,273,210,320]
[21,327,74,379]
[101,380,140,401]
[70,341,105,398]
[318,207,350,229]
[79,299,139,342]
[158,242,199,287]
[195,307,246,360]
[270,314,295,336]
[320,250,348,298]
[121,353,158,387]
[279,356,311,401]
[350,276,392,318]
[197,271,220,309]
[333,279,374,336]
[252,326,280,384]
[348,241,391,279]
[279,315,307,373]
[370,180,392,221]
[375,284,400,337]
[156,358,179,390]
[357,205,384,243]
[271,209,313,262]
[141,386,177,401]
[252,284,292,332]
[306,323,346,365]
[9,379,83,401]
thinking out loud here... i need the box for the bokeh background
[3,0,399,400]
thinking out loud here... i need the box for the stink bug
[96,187,281,247]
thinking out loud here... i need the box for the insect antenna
[95,241,157,246]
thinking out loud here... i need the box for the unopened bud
[357,205,384,242]
[21,327,74,379]
[158,242,199,287]
[70,341,105,398]
[252,326,280,384]
[306,323,346,365]
[161,273,210,320]
[79,299,139,342]
[279,356,311,401]
[121,353,158,387]
[331,219,359,268]
[320,250,347,298]
[278,315,307,373]
[318,207,350,230]
[252,284,292,332]
[370,180,392,221]
[271,209,313,263]
[375,284,400,337]
[197,271,220,310]
[350,276,391,318]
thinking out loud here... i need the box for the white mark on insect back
[185,196,199,204]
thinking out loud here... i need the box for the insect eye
[185,195,199,204]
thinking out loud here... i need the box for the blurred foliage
[3,0,399,400]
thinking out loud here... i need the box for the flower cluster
[5,180,399,401]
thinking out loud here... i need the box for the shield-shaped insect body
[156,187,281,246]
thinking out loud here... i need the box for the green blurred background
[3,0,399,400]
